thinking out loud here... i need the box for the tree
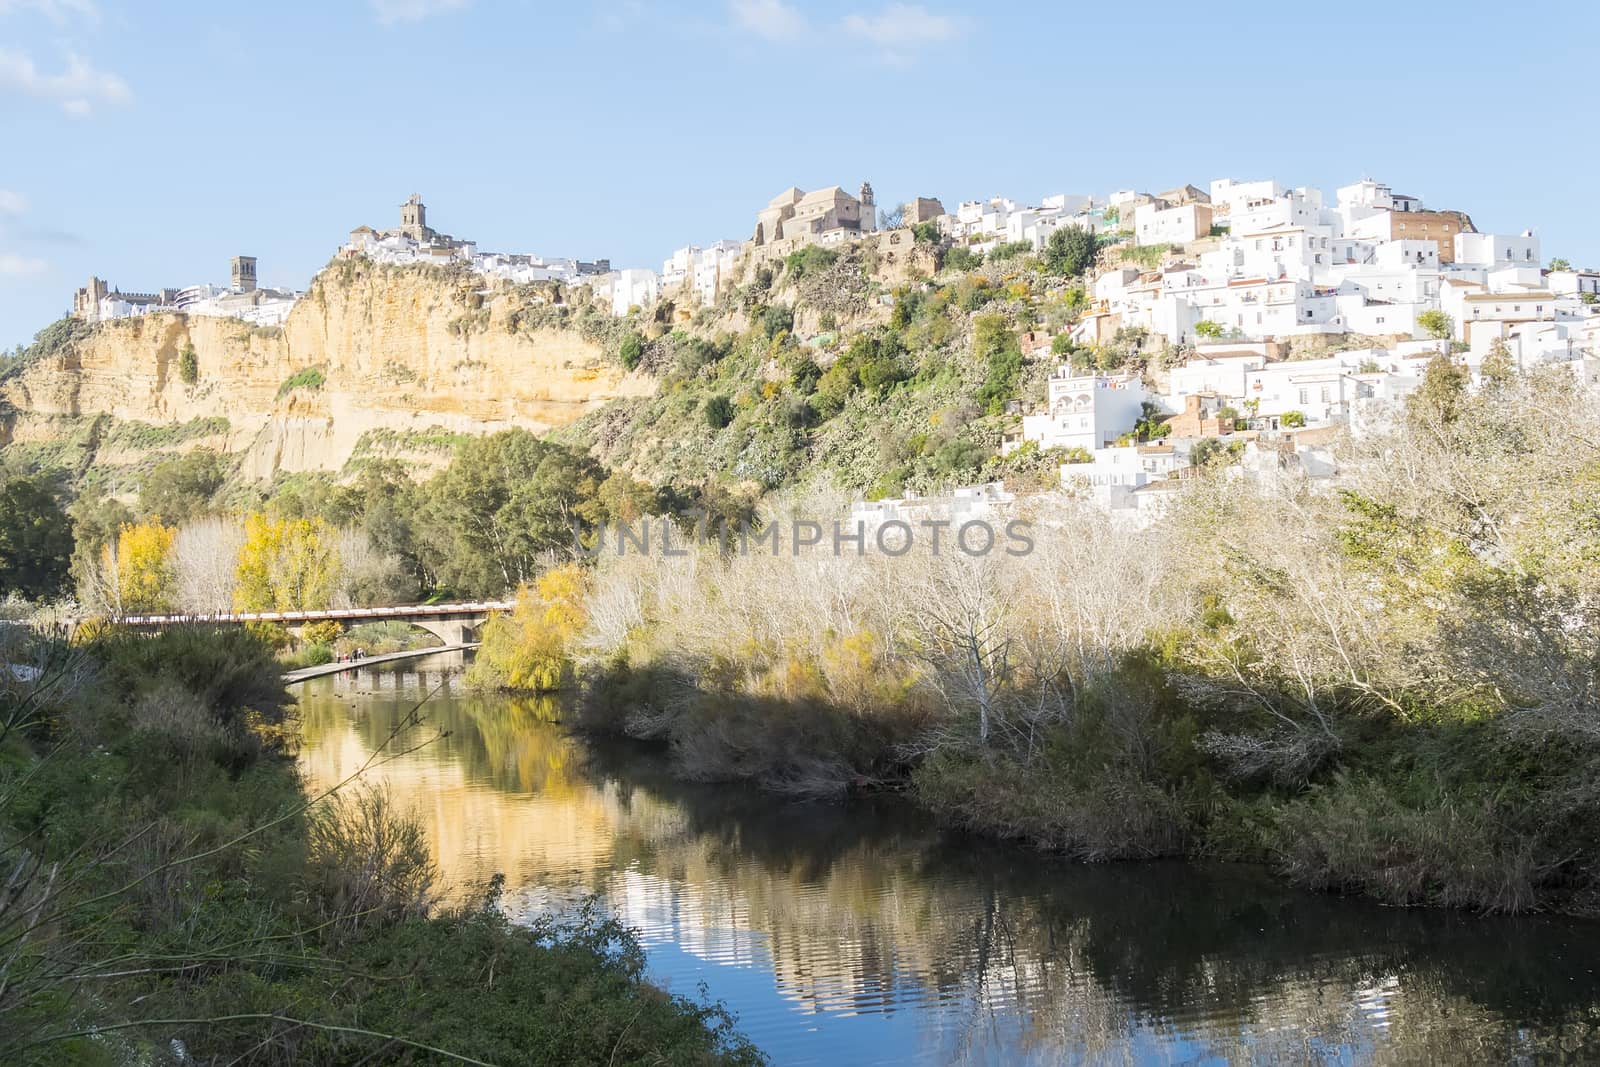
[1407,351,1469,425]
[102,520,177,614]
[1480,338,1516,390]
[0,475,73,601]
[1043,225,1098,277]
[178,342,199,385]
[1194,320,1224,340]
[140,449,226,524]
[877,205,905,230]
[416,431,608,596]
[1281,410,1307,428]
[1548,258,1571,272]
[467,563,588,691]
[235,513,341,611]
[1417,309,1454,341]
[171,516,245,613]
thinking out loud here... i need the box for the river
[296,653,1600,1066]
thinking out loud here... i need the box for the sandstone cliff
[1,262,654,479]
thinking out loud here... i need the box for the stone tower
[73,276,109,320]
[860,181,876,232]
[400,194,428,240]
[231,255,258,293]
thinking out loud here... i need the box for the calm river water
[296,653,1600,1066]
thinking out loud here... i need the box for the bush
[704,394,735,429]
[987,240,1033,262]
[1264,775,1540,912]
[178,342,199,385]
[96,624,290,770]
[277,367,326,398]
[943,245,982,272]
[783,245,838,281]
[618,331,643,370]
[1281,410,1306,428]
[305,785,438,941]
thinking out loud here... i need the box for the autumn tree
[234,513,341,611]
[1417,309,1454,341]
[468,563,588,691]
[101,520,177,614]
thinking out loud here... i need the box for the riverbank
[0,625,762,1065]
[570,649,1600,918]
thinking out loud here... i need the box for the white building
[1455,231,1540,269]
[1011,369,1147,454]
[608,268,660,317]
[1133,201,1213,246]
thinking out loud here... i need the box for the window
[1298,387,1309,404]
[1320,385,1330,402]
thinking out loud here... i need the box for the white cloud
[0,253,48,276]
[0,0,100,25]
[729,0,807,42]
[369,0,468,25]
[842,3,964,62]
[0,48,130,116]
[0,190,26,216]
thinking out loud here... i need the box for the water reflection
[297,655,1600,1066]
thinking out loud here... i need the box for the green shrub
[1263,775,1540,912]
[943,245,982,272]
[178,342,199,385]
[704,394,735,429]
[783,245,838,281]
[277,367,326,398]
[618,331,643,370]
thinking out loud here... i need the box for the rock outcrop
[1,262,653,478]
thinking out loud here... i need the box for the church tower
[860,182,876,232]
[400,194,429,240]
[231,255,257,293]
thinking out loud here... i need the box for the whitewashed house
[1011,369,1148,454]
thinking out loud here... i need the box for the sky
[2,0,1598,350]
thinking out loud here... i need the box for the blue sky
[2,0,1598,351]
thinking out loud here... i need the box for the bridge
[118,601,514,646]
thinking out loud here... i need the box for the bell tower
[860,181,876,232]
[231,255,257,293]
[400,194,428,240]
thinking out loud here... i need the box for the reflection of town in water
[298,655,1600,1066]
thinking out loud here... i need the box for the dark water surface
[297,654,1600,1066]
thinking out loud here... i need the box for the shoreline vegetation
[0,624,764,1065]
[473,367,1600,918]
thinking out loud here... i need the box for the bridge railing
[116,602,516,626]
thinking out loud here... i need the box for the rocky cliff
[1,261,653,479]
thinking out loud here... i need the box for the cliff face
[1,263,653,478]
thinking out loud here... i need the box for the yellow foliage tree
[234,513,341,611]
[468,563,588,692]
[103,520,177,614]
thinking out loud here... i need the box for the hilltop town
[40,171,1600,518]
